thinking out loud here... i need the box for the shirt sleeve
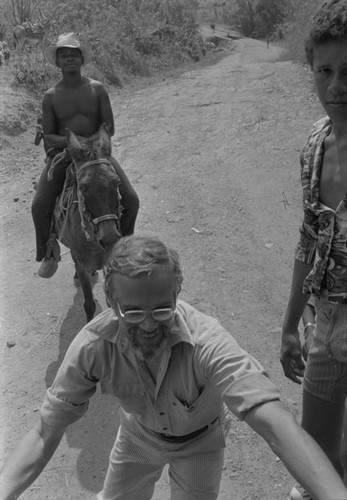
[294,147,318,264]
[294,222,317,264]
[198,328,280,421]
[40,332,99,427]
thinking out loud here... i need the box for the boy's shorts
[304,293,347,402]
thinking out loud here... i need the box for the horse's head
[66,123,122,252]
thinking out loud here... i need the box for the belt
[328,296,347,305]
[320,289,347,305]
[157,418,218,443]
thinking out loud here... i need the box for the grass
[197,0,238,24]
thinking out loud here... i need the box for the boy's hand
[280,330,305,384]
[34,124,43,146]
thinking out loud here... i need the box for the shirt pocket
[172,385,220,421]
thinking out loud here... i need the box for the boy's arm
[42,91,67,151]
[0,418,67,500]
[97,83,115,136]
[245,400,347,500]
[280,259,312,383]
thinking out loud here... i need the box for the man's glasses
[116,302,176,325]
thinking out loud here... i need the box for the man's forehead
[110,264,176,292]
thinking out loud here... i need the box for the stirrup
[45,234,61,262]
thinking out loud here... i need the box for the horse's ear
[66,128,82,157]
[99,122,111,158]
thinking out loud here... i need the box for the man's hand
[280,330,305,384]
[34,124,43,146]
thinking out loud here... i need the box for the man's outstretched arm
[245,400,347,500]
[0,418,67,500]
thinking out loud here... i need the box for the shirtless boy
[280,1,347,499]
[32,33,139,278]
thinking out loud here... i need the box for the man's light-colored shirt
[296,116,347,303]
[41,300,280,436]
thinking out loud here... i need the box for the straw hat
[45,32,92,66]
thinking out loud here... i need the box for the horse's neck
[55,167,76,214]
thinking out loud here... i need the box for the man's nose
[140,314,159,332]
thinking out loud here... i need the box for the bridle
[74,158,121,240]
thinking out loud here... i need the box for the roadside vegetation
[279,0,324,63]
[203,0,324,64]
[1,0,207,91]
[0,0,324,94]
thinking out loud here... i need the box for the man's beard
[129,324,170,362]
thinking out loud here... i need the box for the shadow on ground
[44,287,120,494]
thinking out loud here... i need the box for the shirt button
[159,412,165,415]
[162,427,168,431]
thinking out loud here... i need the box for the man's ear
[105,294,111,308]
[104,287,115,307]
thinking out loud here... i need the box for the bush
[47,0,204,80]
[3,0,209,89]
[281,0,325,64]
[12,52,60,92]
[221,0,289,39]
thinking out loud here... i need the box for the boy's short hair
[305,0,347,67]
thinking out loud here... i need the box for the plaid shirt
[296,116,347,303]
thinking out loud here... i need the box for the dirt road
[0,38,323,499]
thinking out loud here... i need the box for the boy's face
[312,39,347,121]
[56,47,83,71]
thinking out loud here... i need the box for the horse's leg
[74,262,96,322]
[73,270,99,287]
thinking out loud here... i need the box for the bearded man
[1,236,347,500]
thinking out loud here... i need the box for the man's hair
[103,235,183,293]
[305,0,347,67]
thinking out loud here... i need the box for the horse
[51,123,122,321]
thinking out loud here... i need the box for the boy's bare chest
[320,141,347,210]
[54,88,98,120]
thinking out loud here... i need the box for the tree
[10,0,42,24]
[253,0,288,38]
[234,0,257,37]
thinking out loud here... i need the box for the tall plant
[10,0,42,24]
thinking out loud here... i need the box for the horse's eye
[79,184,89,194]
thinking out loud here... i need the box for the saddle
[46,152,76,249]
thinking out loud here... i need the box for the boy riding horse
[32,32,139,278]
